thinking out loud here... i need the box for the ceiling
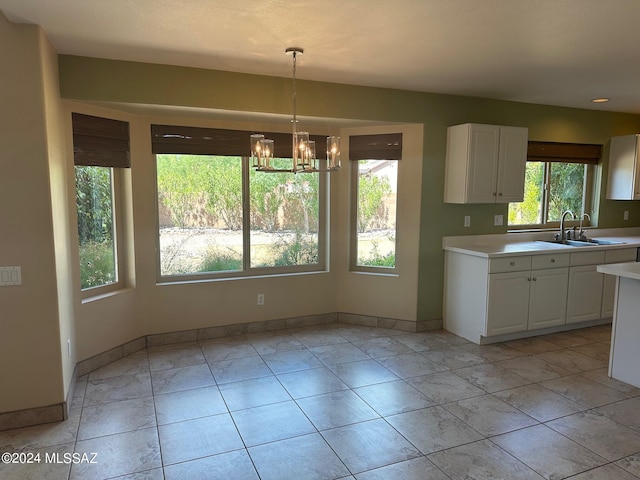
[3,0,640,114]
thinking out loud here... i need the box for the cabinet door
[566,265,604,324]
[466,124,501,203]
[528,268,569,330]
[487,271,530,336]
[607,135,640,200]
[496,126,528,203]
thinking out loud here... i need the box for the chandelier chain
[292,51,298,132]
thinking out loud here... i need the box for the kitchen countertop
[443,230,640,258]
[597,262,640,280]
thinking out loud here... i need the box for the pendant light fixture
[251,47,341,173]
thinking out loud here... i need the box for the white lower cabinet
[527,268,570,330]
[444,247,633,344]
[487,271,530,336]
[488,267,568,336]
[566,265,604,323]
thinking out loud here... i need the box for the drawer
[605,248,638,264]
[489,256,532,273]
[532,253,570,270]
[570,250,605,266]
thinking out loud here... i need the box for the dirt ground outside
[159,227,395,275]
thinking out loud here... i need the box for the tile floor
[2,323,640,479]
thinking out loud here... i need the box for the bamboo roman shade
[527,141,602,165]
[151,124,328,159]
[349,133,403,160]
[72,113,130,168]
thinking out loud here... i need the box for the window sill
[81,286,134,304]
[348,270,399,278]
[156,269,329,286]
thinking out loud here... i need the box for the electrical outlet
[0,266,21,286]
[624,210,629,220]
[494,214,503,226]
[257,293,265,305]
[464,216,471,227]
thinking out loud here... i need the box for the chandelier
[251,47,341,173]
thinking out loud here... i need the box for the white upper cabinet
[607,134,640,200]
[444,123,528,203]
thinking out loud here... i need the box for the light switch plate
[464,216,471,227]
[494,214,504,226]
[0,266,21,286]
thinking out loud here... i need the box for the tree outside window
[352,159,398,269]
[509,161,592,227]
[75,166,117,289]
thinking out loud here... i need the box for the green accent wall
[58,54,640,322]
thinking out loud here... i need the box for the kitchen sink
[538,239,626,247]
[583,238,626,245]
[538,240,597,247]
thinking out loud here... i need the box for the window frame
[348,133,402,274]
[71,112,130,298]
[154,151,328,283]
[508,160,595,230]
[77,166,126,298]
[349,159,399,274]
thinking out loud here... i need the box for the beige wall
[0,15,64,412]
[334,124,423,321]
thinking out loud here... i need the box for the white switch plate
[464,216,471,227]
[494,214,504,226]
[257,293,264,305]
[624,210,629,220]
[0,266,21,286]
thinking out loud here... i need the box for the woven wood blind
[72,113,130,168]
[527,141,601,164]
[349,133,403,160]
[151,124,328,159]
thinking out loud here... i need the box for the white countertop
[443,229,640,258]
[597,262,640,280]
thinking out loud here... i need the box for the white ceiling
[3,0,640,114]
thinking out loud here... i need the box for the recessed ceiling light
[591,98,609,103]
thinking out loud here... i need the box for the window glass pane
[250,158,319,267]
[156,154,243,276]
[356,160,397,268]
[547,162,586,221]
[75,166,117,289]
[508,161,544,225]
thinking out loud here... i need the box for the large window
[153,125,324,280]
[508,142,600,228]
[349,133,402,272]
[72,113,129,293]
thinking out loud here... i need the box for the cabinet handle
[493,192,497,196]
[533,277,537,281]
[551,259,555,263]
[498,193,503,196]
[510,261,515,266]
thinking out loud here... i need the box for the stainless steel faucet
[578,213,591,240]
[560,210,575,241]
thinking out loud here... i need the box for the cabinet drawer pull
[510,261,515,266]
[551,259,555,263]
[498,192,503,196]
